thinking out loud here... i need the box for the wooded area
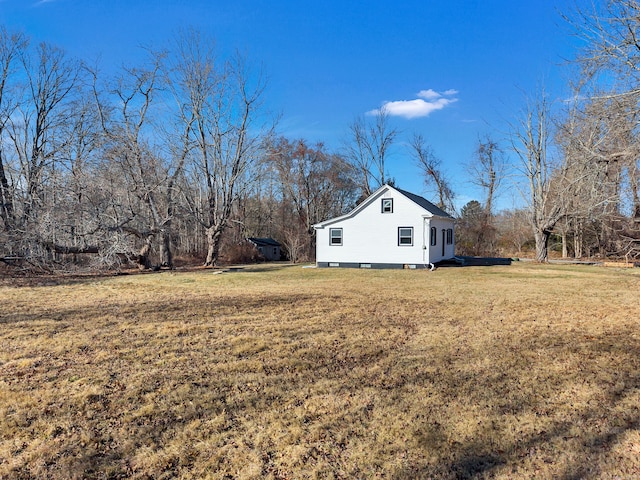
[2,1,640,272]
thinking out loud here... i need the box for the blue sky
[1,0,579,210]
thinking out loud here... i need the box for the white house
[314,184,455,269]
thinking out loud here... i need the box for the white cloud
[417,89,441,100]
[368,89,458,119]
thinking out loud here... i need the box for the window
[430,226,437,246]
[446,228,453,245]
[398,227,413,246]
[381,198,393,213]
[329,228,343,245]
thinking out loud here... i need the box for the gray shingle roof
[394,187,453,218]
[247,237,281,247]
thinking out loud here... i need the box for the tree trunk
[137,234,154,270]
[159,230,173,268]
[574,226,583,258]
[561,232,568,258]
[204,226,222,267]
[42,241,99,254]
[534,229,550,263]
[0,160,14,230]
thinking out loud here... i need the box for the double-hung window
[446,228,453,245]
[398,227,413,246]
[430,226,437,246]
[381,198,393,213]
[329,228,343,246]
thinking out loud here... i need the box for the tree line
[0,28,347,271]
[446,1,640,263]
[2,1,640,272]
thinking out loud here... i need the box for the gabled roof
[314,184,453,228]
[247,237,281,247]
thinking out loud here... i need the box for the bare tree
[1,40,82,268]
[469,135,505,216]
[343,107,397,198]
[232,155,281,241]
[565,1,640,260]
[267,137,356,261]
[172,30,269,267]
[0,28,28,235]
[568,0,640,97]
[556,92,640,258]
[511,92,563,263]
[495,208,532,255]
[410,133,456,214]
[458,136,507,255]
[18,43,80,220]
[39,91,107,265]
[91,50,183,269]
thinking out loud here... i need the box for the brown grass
[1,263,639,479]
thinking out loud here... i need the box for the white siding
[316,186,455,266]
[426,217,456,264]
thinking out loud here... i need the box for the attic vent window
[381,198,393,213]
[398,227,413,246]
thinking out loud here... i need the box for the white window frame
[398,227,413,246]
[329,228,343,246]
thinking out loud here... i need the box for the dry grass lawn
[1,263,639,479]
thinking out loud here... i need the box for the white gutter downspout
[422,217,427,264]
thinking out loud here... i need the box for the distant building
[247,237,282,261]
[314,184,455,269]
